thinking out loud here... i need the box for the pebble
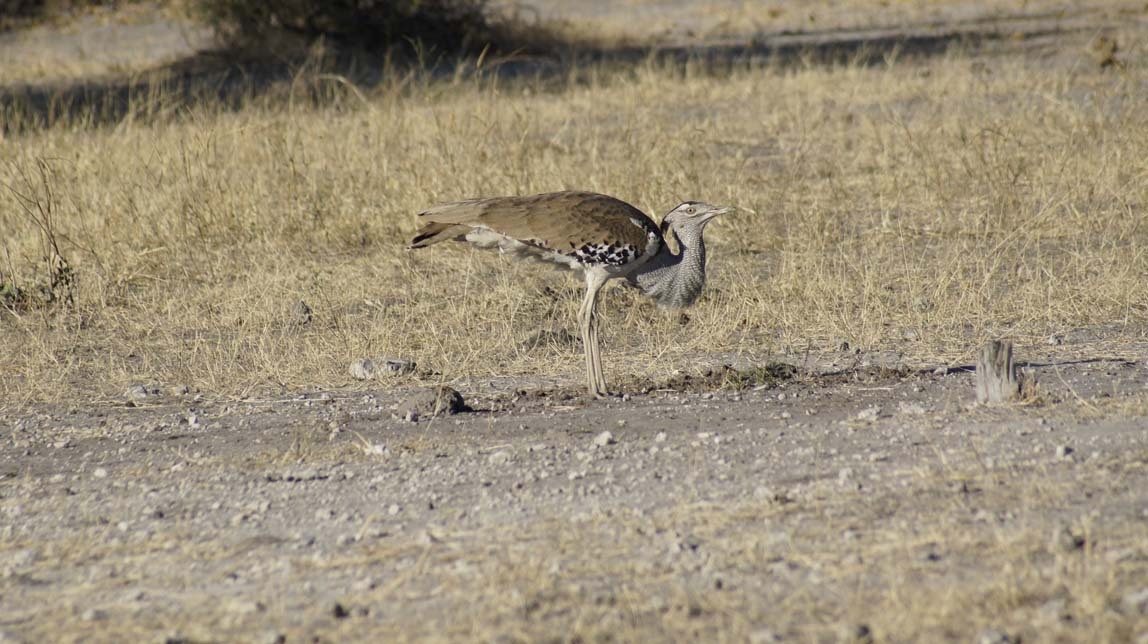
[93,468,108,479]
[350,357,416,380]
[1122,588,1148,615]
[228,599,266,614]
[380,358,416,376]
[1055,445,1074,459]
[125,384,148,399]
[593,431,615,448]
[397,387,466,419]
[1038,597,1068,622]
[7,549,38,567]
[748,628,782,643]
[80,608,107,621]
[654,432,667,443]
[349,358,376,381]
[488,451,511,465]
[856,407,881,423]
[978,629,1018,644]
[848,624,874,643]
[898,401,927,415]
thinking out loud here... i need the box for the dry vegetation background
[4,14,1148,401]
[3,3,1148,643]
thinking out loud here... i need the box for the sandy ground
[4,335,1148,641]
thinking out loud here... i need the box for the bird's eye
[686,207,696,215]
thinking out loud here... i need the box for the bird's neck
[629,227,708,308]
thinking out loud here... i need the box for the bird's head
[660,201,732,236]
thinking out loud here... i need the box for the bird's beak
[703,206,733,223]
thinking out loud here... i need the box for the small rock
[848,624,874,644]
[257,631,286,644]
[349,358,376,381]
[7,549,38,567]
[1045,334,1064,346]
[93,468,108,479]
[1038,597,1069,622]
[488,451,511,466]
[81,608,107,621]
[228,599,265,614]
[1122,588,1148,615]
[654,432,667,443]
[397,387,466,419]
[125,384,157,402]
[350,357,417,380]
[593,431,615,448]
[978,629,1018,644]
[1055,445,1074,459]
[1052,525,1086,552]
[855,407,881,423]
[380,358,416,376]
[898,401,928,415]
[290,300,312,326]
[387,504,401,516]
[748,628,782,643]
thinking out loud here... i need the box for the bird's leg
[579,273,609,398]
[588,307,608,394]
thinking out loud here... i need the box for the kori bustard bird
[408,191,731,397]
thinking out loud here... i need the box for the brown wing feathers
[408,192,659,253]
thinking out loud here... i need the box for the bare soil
[4,334,1148,642]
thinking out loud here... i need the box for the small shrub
[197,0,543,58]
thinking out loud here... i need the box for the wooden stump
[976,340,1020,404]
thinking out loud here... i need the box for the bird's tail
[408,222,472,249]
[408,199,492,249]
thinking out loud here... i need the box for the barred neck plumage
[627,225,709,309]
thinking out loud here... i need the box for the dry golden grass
[2,36,1148,403]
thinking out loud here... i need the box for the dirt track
[4,335,1148,641]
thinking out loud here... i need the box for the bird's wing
[411,191,661,252]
